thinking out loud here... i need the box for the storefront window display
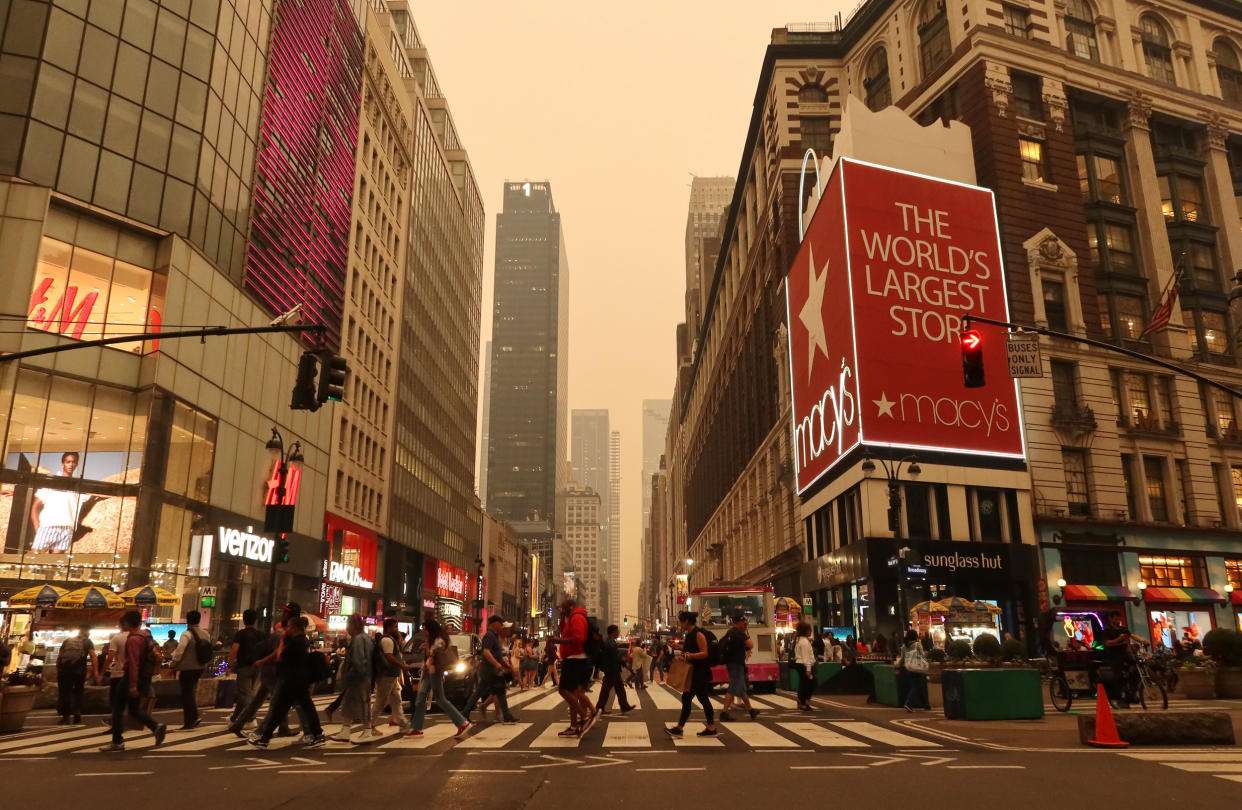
[1227,560,1242,630]
[1149,608,1215,650]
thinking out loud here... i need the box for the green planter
[815,662,843,684]
[873,664,900,707]
[941,668,1043,721]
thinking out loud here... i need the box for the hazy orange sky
[409,1,855,622]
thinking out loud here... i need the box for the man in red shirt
[551,596,596,737]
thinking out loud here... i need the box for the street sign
[1005,333,1042,378]
[905,565,928,576]
[201,586,217,597]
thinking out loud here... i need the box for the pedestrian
[793,622,817,711]
[649,638,665,683]
[522,638,539,688]
[247,616,325,748]
[227,602,301,738]
[719,613,758,722]
[161,630,178,661]
[168,610,210,729]
[228,609,263,727]
[551,597,595,736]
[812,629,826,661]
[463,615,519,724]
[896,629,931,711]
[595,624,636,715]
[406,617,471,739]
[98,611,166,752]
[664,611,717,738]
[329,614,375,743]
[56,624,97,724]
[370,617,411,733]
[539,638,559,687]
[628,642,650,690]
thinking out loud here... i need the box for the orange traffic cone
[1087,684,1129,748]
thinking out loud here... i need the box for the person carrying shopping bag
[406,618,472,739]
[895,629,931,711]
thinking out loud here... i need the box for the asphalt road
[3,682,1239,807]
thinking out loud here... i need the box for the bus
[689,586,779,692]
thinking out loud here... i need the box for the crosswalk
[0,685,942,758]
[1120,752,1242,785]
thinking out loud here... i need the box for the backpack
[191,628,213,666]
[581,613,606,665]
[698,628,722,666]
[305,650,332,683]
[58,636,87,671]
[904,645,929,674]
[125,632,158,682]
[372,633,399,677]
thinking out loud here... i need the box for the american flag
[1139,267,1183,338]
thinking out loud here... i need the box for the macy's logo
[794,359,857,470]
[898,393,1011,436]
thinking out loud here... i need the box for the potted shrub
[1,672,44,732]
[1177,656,1218,700]
[946,639,973,665]
[972,633,1001,665]
[1203,628,1242,699]
[1000,638,1027,665]
[927,648,947,683]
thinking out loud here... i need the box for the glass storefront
[1148,607,1215,649]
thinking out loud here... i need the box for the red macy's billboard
[786,158,1024,494]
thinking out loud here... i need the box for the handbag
[665,657,693,693]
[904,646,929,674]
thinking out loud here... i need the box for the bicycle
[1132,652,1169,710]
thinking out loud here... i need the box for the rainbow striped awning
[1142,586,1222,604]
[1232,590,1242,606]
[1062,585,1135,602]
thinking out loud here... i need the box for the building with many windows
[562,483,603,617]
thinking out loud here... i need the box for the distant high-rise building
[641,400,671,529]
[571,410,611,498]
[479,340,493,506]
[563,484,603,617]
[684,177,733,334]
[485,181,569,580]
[607,430,621,624]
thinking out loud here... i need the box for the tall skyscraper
[641,400,671,530]
[563,485,602,617]
[608,429,621,624]
[485,181,569,560]
[571,410,611,497]
[684,177,733,334]
[479,340,493,506]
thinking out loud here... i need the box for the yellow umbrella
[119,585,180,606]
[942,596,977,612]
[8,584,68,607]
[909,599,949,614]
[774,597,802,613]
[975,601,1003,614]
[56,586,125,609]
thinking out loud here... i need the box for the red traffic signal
[961,329,985,388]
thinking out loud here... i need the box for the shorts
[560,658,592,691]
[521,658,538,672]
[726,663,748,697]
[32,525,73,553]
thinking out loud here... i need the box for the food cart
[689,586,780,691]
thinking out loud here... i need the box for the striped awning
[1062,584,1135,602]
[1142,586,1222,604]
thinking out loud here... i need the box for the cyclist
[1101,611,1136,706]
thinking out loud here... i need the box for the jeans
[411,671,466,730]
[464,673,513,719]
[898,669,930,709]
[371,675,407,728]
[57,667,86,718]
[650,658,665,681]
[230,666,258,724]
[178,668,203,726]
[230,672,295,734]
[109,677,159,744]
[678,667,714,726]
[258,680,321,741]
[793,663,815,706]
[596,671,633,711]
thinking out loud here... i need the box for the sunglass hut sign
[786,158,1025,493]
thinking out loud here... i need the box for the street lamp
[862,454,921,632]
[264,427,302,631]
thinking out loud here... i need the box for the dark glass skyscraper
[485,181,568,529]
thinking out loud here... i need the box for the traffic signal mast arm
[0,323,326,363]
[962,313,1242,402]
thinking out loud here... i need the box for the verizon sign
[786,158,1024,493]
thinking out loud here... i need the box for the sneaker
[663,726,683,737]
[454,722,472,739]
[719,711,734,722]
[246,734,269,749]
[355,729,377,743]
[696,727,718,737]
[154,724,167,746]
[58,716,70,725]
[749,709,759,720]
[580,711,599,735]
[620,705,636,715]
[502,716,518,725]
[98,742,125,752]
[557,726,581,738]
[405,729,424,737]
[228,725,244,738]
[303,734,327,749]
[298,734,314,745]
[328,729,352,742]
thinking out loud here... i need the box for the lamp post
[861,454,921,633]
[265,427,303,631]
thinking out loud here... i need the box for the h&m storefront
[801,538,1040,647]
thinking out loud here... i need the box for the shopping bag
[665,657,693,693]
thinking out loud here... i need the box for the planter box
[1178,668,1217,700]
[1217,666,1242,700]
[942,668,1043,721]
[1,686,40,732]
[873,664,900,707]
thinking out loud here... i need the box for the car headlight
[455,662,466,673]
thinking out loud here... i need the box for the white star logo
[874,392,895,419]
[798,245,830,381]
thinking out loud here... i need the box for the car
[441,632,482,710]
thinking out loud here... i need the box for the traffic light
[623,617,628,627]
[317,353,348,404]
[961,329,985,388]
[291,353,320,411]
[274,536,290,565]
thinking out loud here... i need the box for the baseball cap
[502,621,514,628]
[487,615,504,625]
[281,601,302,616]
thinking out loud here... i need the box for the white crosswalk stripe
[531,723,583,748]
[777,722,868,747]
[526,690,570,711]
[454,722,531,749]
[1120,751,1242,785]
[720,721,797,748]
[379,724,457,749]
[646,685,684,710]
[602,722,650,748]
[828,721,939,747]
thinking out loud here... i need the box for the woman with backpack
[792,622,817,711]
[328,615,374,743]
[406,618,471,739]
[895,629,931,712]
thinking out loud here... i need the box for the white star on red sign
[799,245,830,381]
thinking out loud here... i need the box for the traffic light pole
[266,458,286,633]
[963,315,1242,401]
[0,323,325,363]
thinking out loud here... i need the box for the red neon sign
[265,461,301,506]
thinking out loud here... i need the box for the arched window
[1064,0,1098,61]
[863,47,891,111]
[1215,38,1242,104]
[798,83,832,151]
[1139,14,1175,84]
[798,83,829,104]
[918,1,951,78]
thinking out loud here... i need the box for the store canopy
[1062,585,1136,602]
[119,585,179,606]
[303,613,329,633]
[773,597,802,613]
[56,586,125,609]
[8,584,69,607]
[941,597,977,611]
[1142,586,1222,604]
[909,600,949,614]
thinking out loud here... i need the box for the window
[1232,465,1242,521]
[1140,15,1175,84]
[1139,555,1207,588]
[1183,308,1231,359]
[1061,548,1121,584]
[1215,39,1242,104]
[1226,558,1242,589]
[1176,458,1194,525]
[1088,223,1138,274]
[1187,241,1220,291]
[1012,73,1041,119]
[1119,371,1153,422]
[971,488,1004,542]
[904,483,932,538]
[1144,456,1170,521]
[1003,5,1031,39]
[1019,137,1048,182]
[801,115,832,152]
[1120,454,1138,518]
[1044,279,1068,330]
[798,83,828,104]
[1077,153,1125,204]
[1108,293,1147,339]
[1159,173,1207,223]
[918,1,951,78]
[863,47,891,112]
[1065,0,1099,61]
[1210,385,1236,435]
[1063,449,1091,516]
[1051,360,1078,406]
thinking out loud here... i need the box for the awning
[1142,586,1222,604]
[1231,590,1242,606]
[1063,585,1135,602]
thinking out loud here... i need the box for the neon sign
[217,525,273,564]
[264,461,301,506]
